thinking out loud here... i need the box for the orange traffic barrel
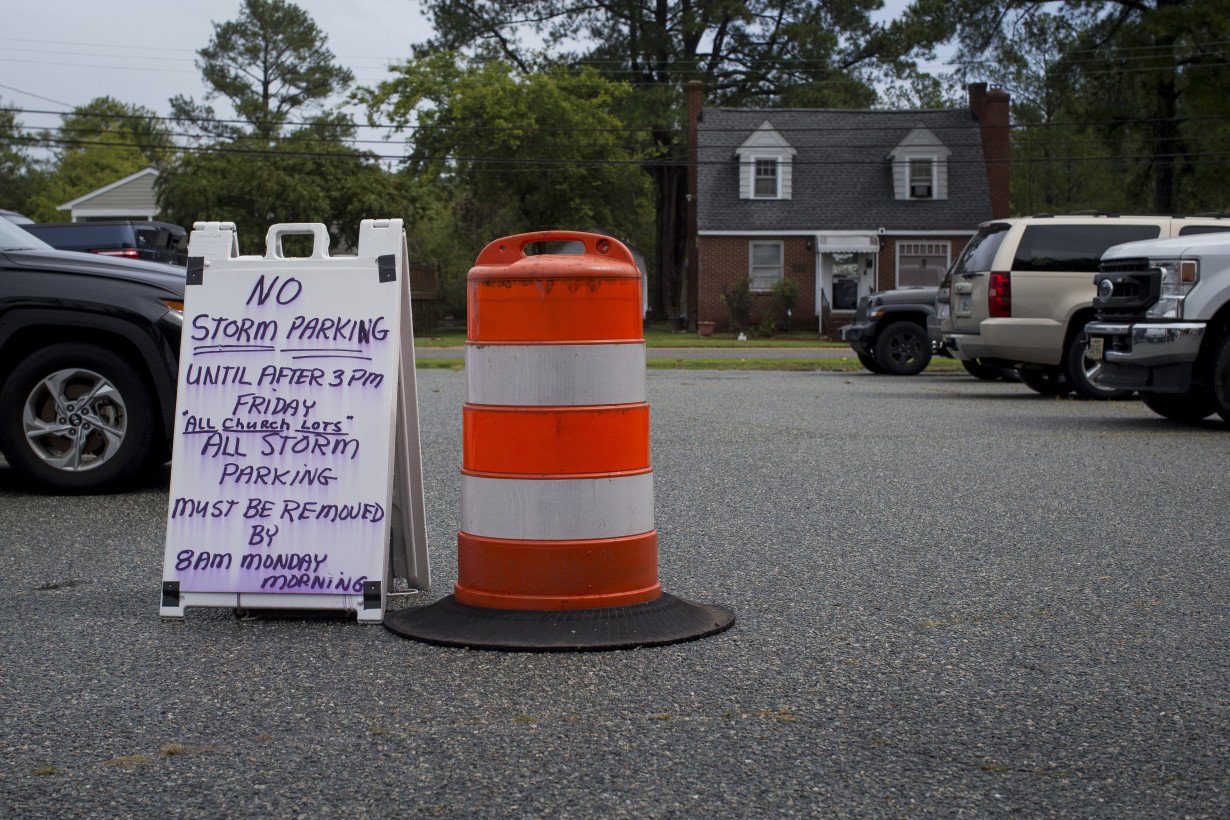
[385,231,734,650]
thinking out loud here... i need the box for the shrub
[722,278,752,332]
[770,278,800,333]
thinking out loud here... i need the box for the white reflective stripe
[466,343,645,406]
[461,473,654,540]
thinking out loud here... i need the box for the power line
[8,105,1230,139]
[7,133,1230,169]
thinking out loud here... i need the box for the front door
[818,252,876,314]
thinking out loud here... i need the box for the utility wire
[7,133,1230,169]
[7,105,1230,137]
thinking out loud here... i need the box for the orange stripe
[463,403,650,475]
[468,278,644,342]
[455,530,660,610]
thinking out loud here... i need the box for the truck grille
[1094,258,1158,321]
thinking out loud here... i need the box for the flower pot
[697,321,715,338]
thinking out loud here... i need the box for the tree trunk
[652,163,683,323]
[1151,72,1178,214]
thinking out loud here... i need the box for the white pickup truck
[1085,232,1230,423]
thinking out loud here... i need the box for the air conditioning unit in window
[911,184,932,199]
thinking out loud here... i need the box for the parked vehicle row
[940,213,1230,398]
[841,213,1230,412]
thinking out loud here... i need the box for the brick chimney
[685,80,703,331]
[969,83,1010,219]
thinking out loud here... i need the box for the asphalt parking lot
[2,368,1227,817]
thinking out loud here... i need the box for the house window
[909,159,934,199]
[897,241,950,287]
[753,159,779,198]
[749,241,783,290]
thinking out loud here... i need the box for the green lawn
[415,330,846,349]
[416,357,965,373]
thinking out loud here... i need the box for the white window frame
[908,157,936,200]
[751,157,780,199]
[895,240,951,288]
[748,240,784,291]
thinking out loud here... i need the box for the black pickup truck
[0,217,184,491]
[838,287,937,374]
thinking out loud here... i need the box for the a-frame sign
[159,220,429,622]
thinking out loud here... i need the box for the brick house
[688,83,1009,334]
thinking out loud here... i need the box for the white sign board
[159,220,428,622]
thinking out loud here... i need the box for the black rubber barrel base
[383,592,735,652]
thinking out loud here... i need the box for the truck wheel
[1019,367,1071,396]
[857,352,886,374]
[874,321,931,375]
[1212,334,1230,423]
[0,343,156,493]
[1064,331,1132,400]
[1142,390,1216,423]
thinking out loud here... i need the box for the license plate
[1088,336,1104,361]
[957,294,971,314]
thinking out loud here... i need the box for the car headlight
[869,307,885,319]
[1146,259,1198,319]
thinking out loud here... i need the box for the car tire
[1210,333,1230,424]
[1064,330,1133,400]
[962,359,1013,381]
[1019,367,1071,396]
[857,352,886,374]
[874,321,931,375]
[0,343,157,493]
[1142,390,1217,423]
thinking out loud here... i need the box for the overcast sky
[4,0,924,139]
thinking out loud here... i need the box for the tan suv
[940,214,1230,397]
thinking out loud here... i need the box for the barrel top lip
[471,231,640,278]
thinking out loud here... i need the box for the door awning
[813,234,878,253]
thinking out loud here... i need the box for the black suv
[0,217,184,492]
[839,287,937,374]
[22,220,188,266]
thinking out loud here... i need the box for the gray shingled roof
[697,107,993,232]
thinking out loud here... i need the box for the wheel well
[0,326,168,439]
[1193,301,1230,385]
[1064,308,1096,350]
[874,312,928,340]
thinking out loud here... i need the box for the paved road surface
[2,370,1227,816]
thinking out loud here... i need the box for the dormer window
[735,121,795,200]
[753,159,779,198]
[889,126,949,201]
[909,159,934,199]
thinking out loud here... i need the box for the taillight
[989,271,1011,317]
[93,248,140,259]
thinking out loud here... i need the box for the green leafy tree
[159,0,404,254]
[918,0,1230,213]
[0,101,38,213]
[358,55,655,317]
[171,0,354,141]
[23,97,171,222]
[157,127,410,254]
[413,0,950,321]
